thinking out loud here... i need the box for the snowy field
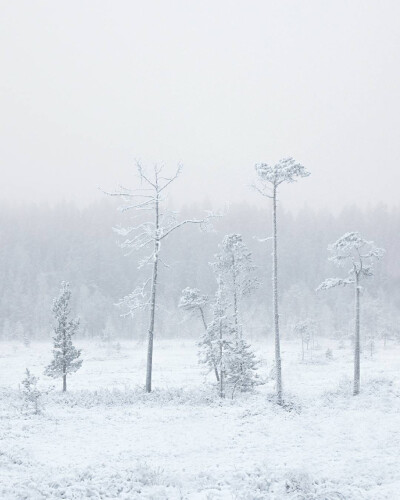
[1,338,400,499]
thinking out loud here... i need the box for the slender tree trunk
[272,185,283,404]
[200,307,220,382]
[62,342,67,392]
[199,307,208,332]
[219,320,224,398]
[232,256,240,338]
[146,197,160,393]
[353,274,361,395]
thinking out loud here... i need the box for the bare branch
[136,161,157,189]
[250,183,273,199]
[159,164,183,193]
[159,212,218,241]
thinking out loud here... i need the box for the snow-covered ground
[1,338,399,499]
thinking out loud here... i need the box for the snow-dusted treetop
[179,287,208,312]
[254,157,310,196]
[211,234,258,298]
[317,231,385,290]
[105,162,218,316]
[107,162,216,259]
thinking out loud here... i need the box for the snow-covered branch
[159,211,218,241]
[316,277,354,291]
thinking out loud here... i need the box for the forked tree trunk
[353,274,361,395]
[272,185,283,404]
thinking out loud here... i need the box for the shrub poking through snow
[45,281,82,392]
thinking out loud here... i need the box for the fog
[1,0,400,211]
[2,4,400,497]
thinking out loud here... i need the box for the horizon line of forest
[0,196,398,342]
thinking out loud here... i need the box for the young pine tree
[198,277,260,398]
[45,282,82,392]
[22,369,41,414]
[198,280,235,398]
[210,235,260,396]
[227,337,260,398]
[211,234,258,338]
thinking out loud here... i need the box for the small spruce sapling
[45,282,82,392]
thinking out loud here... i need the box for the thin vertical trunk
[219,320,224,398]
[62,334,67,392]
[353,273,361,395]
[232,255,239,338]
[272,185,283,404]
[146,196,160,393]
[199,307,208,332]
[200,307,220,382]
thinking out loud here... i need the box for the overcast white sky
[1,0,399,212]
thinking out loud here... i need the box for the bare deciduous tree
[106,163,216,392]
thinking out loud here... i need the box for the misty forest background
[1,198,398,345]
